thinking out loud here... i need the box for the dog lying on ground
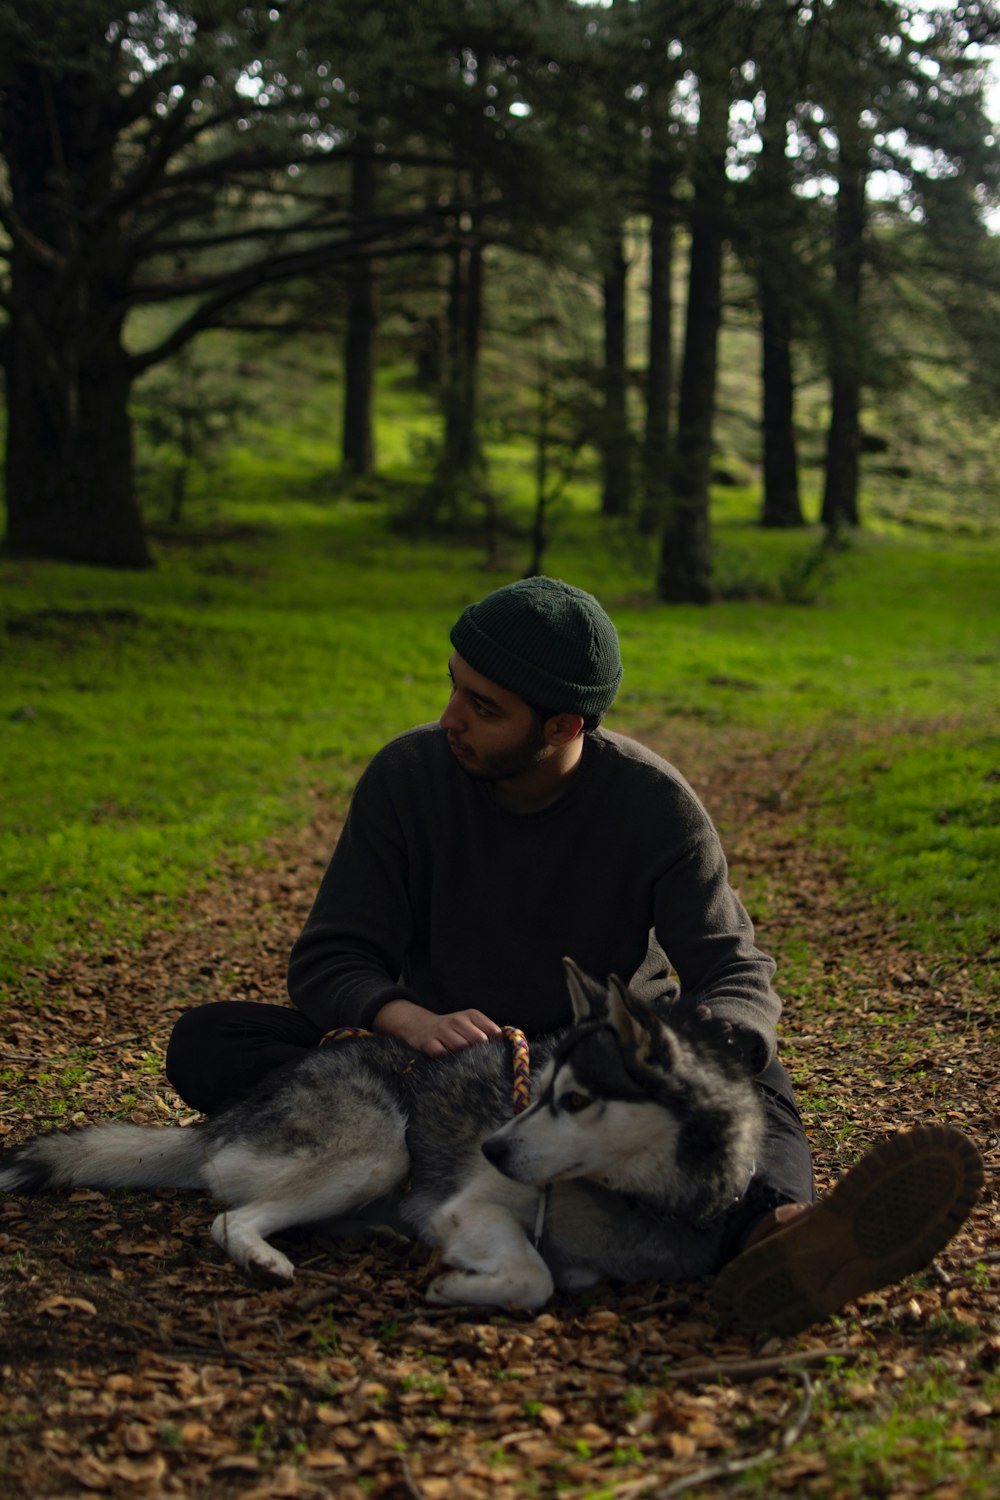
[0,959,764,1309]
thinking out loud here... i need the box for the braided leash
[494,1027,547,1245]
[321,1024,533,1115]
[321,1026,372,1045]
[500,1025,532,1115]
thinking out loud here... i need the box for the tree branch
[130,208,451,302]
[145,211,358,257]
[0,194,65,271]
[127,220,452,374]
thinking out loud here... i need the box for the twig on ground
[647,1372,816,1498]
[396,1454,424,1500]
[214,1300,234,1357]
[628,1297,694,1318]
[651,1346,861,1382]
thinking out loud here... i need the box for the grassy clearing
[1,485,996,996]
[2,346,997,992]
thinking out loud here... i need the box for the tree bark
[4,309,147,567]
[821,116,867,531]
[760,294,802,527]
[443,238,484,476]
[756,88,804,528]
[641,153,674,535]
[1,52,151,567]
[426,232,486,525]
[341,139,377,476]
[600,231,631,518]
[657,70,729,604]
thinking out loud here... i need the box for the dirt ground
[1,727,997,1499]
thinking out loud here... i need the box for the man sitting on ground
[166,576,982,1335]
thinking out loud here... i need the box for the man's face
[440,653,550,783]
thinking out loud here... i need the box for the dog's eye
[560,1092,591,1114]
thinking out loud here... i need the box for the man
[166,577,982,1336]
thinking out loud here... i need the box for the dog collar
[532,1185,550,1249]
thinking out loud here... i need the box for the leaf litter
[1,726,997,1499]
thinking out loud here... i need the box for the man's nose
[440,693,462,731]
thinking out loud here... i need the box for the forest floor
[1,725,997,1500]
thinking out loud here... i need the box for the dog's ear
[606,974,650,1055]
[562,957,609,1022]
[609,978,684,1071]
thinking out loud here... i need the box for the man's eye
[560,1092,591,1114]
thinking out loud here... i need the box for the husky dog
[0,960,763,1310]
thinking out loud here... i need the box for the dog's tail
[0,1122,210,1193]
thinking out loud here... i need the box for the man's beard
[448,718,549,783]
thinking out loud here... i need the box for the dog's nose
[481,1136,508,1169]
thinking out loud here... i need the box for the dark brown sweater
[287,724,781,1070]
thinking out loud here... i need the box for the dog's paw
[211,1212,296,1284]
[426,1270,479,1306]
[246,1247,296,1285]
[426,1266,552,1311]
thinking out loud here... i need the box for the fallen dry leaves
[1,728,997,1498]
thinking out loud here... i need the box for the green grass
[1,495,996,995]
[1,335,998,997]
[747,1362,1000,1498]
[816,725,998,957]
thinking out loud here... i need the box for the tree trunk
[641,153,674,536]
[341,140,377,476]
[426,234,486,524]
[1,54,151,567]
[760,294,802,527]
[443,238,484,476]
[4,313,146,566]
[757,89,803,528]
[526,368,552,579]
[821,117,867,531]
[601,231,631,518]
[657,72,729,604]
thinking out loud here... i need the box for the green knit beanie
[449,576,623,718]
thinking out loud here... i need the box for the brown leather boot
[711,1125,984,1338]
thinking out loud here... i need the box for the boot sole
[711,1124,984,1338]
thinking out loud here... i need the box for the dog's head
[481,958,764,1221]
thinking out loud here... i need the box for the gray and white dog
[0,960,763,1310]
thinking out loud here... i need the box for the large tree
[0,0,493,566]
[809,0,1000,530]
[657,38,734,604]
[744,1,812,529]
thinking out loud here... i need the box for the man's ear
[544,712,585,747]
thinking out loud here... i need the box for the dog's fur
[0,960,764,1309]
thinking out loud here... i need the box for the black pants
[165,1001,816,1255]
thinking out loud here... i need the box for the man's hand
[687,1003,763,1072]
[374,999,502,1057]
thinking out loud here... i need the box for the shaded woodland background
[1,0,998,593]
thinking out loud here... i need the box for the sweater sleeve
[286,752,422,1031]
[641,793,781,1073]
